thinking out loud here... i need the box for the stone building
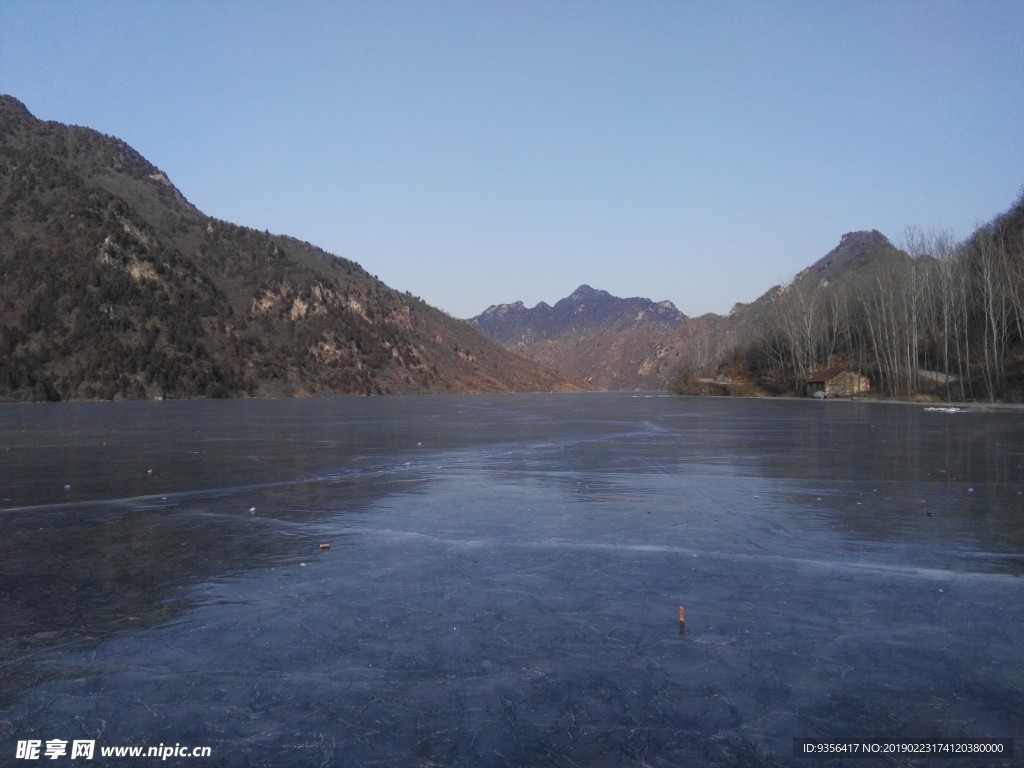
[804,368,871,398]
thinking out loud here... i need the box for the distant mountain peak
[804,230,898,278]
[569,284,601,298]
[468,286,688,390]
[840,229,888,243]
[0,94,34,121]
[469,285,686,346]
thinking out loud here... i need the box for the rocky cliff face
[0,95,578,400]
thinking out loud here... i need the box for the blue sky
[3,1,1022,318]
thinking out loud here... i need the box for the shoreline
[2,389,1024,411]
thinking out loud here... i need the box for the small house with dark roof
[804,368,871,398]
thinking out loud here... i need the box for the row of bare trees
[743,197,1024,402]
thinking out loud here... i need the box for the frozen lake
[1,394,1021,766]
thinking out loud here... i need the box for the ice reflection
[1,394,1022,767]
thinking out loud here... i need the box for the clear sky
[2,1,1022,318]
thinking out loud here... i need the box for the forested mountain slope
[0,96,577,400]
[704,207,1024,402]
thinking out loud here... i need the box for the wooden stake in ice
[678,605,686,636]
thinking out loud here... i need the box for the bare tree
[970,224,1014,401]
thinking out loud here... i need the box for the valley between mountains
[3,94,1022,402]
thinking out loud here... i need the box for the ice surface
[1,395,1022,766]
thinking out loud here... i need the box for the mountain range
[4,94,1019,401]
[467,230,912,391]
[0,95,577,400]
